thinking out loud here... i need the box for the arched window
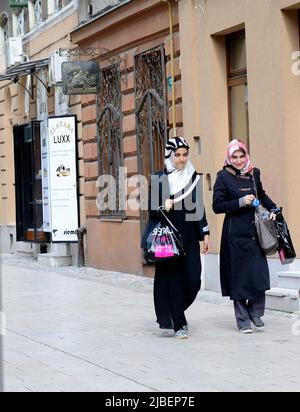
[0,13,9,55]
[0,13,9,71]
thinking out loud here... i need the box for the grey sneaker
[161,329,175,337]
[239,326,253,334]
[175,325,188,339]
[251,317,265,332]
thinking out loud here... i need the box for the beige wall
[179,0,300,255]
[0,7,81,249]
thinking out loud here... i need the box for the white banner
[48,116,79,242]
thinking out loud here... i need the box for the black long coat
[213,167,277,301]
[143,170,209,331]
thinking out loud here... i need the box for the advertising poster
[41,119,51,233]
[48,116,79,242]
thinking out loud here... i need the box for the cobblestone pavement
[1,253,300,392]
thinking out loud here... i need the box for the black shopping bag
[276,211,296,265]
[143,207,185,265]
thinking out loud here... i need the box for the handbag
[254,206,279,256]
[276,211,296,265]
[144,207,185,264]
[252,176,279,256]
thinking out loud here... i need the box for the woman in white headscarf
[145,137,211,339]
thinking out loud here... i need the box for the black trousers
[154,262,201,332]
[233,292,266,329]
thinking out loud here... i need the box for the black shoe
[251,317,265,332]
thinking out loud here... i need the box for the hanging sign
[61,61,101,95]
[48,116,79,242]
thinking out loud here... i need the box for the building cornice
[70,0,166,45]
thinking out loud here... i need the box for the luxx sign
[48,116,79,242]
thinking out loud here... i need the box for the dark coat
[213,167,277,301]
[141,170,209,250]
[144,170,209,331]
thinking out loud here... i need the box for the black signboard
[61,61,101,95]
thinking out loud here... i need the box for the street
[1,253,300,392]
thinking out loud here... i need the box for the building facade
[70,0,182,275]
[0,0,299,309]
[0,0,82,262]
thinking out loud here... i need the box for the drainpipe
[162,0,177,137]
[77,224,87,267]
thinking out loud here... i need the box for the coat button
[252,237,256,241]
[252,221,255,224]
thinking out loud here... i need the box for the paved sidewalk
[1,253,300,392]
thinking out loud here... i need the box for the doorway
[13,122,50,243]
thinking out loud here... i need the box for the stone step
[278,271,300,290]
[37,253,72,267]
[266,287,300,313]
[291,260,300,271]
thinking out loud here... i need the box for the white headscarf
[164,137,196,195]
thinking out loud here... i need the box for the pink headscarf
[224,139,254,175]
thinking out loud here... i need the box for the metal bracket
[57,48,128,85]
[13,69,50,99]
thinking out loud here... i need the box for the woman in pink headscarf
[213,139,280,334]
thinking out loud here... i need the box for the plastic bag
[276,212,296,265]
[144,208,185,265]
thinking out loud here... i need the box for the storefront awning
[0,58,49,82]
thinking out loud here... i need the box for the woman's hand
[243,194,256,206]
[270,212,277,221]
[203,235,211,255]
[165,199,174,212]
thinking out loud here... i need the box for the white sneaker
[175,325,188,339]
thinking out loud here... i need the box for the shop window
[226,30,249,149]
[97,64,124,218]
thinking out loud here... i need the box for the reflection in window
[227,30,250,150]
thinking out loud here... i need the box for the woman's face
[173,148,189,170]
[231,149,247,170]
